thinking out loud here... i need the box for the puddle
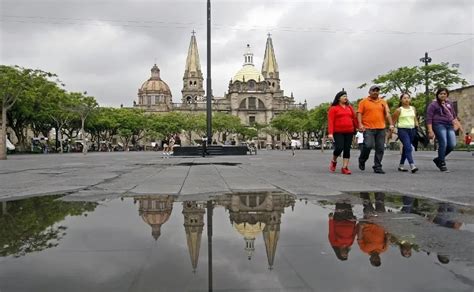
[1,192,473,292]
[176,162,242,166]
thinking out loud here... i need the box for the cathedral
[134,33,306,146]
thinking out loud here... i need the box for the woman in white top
[392,93,419,173]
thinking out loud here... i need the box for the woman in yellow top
[392,93,419,173]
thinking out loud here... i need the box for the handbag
[415,127,429,147]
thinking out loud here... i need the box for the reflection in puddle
[0,196,97,258]
[318,192,474,267]
[1,192,473,292]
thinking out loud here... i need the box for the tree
[0,66,58,159]
[359,63,468,117]
[115,108,148,151]
[270,109,308,139]
[0,195,96,257]
[212,112,243,143]
[68,92,98,154]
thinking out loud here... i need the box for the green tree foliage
[270,109,308,139]
[307,103,330,136]
[359,63,468,117]
[0,195,96,257]
[115,108,148,150]
[0,66,61,159]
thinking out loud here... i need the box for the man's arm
[357,112,364,131]
[384,103,394,130]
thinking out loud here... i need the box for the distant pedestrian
[355,131,364,153]
[290,138,298,156]
[357,85,395,174]
[392,93,419,173]
[426,88,459,172]
[327,91,358,174]
[465,133,472,152]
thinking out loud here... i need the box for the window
[249,116,256,124]
[258,99,265,109]
[248,97,256,109]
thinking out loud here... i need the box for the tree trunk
[0,105,7,160]
[1,201,7,215]
[81,117,87,155]
[59,126,63,154]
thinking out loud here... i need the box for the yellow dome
[233,64,264,83]
[233,222,266,239]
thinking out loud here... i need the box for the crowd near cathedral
[133,33,306,145]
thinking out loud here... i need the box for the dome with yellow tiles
[232,44,264,83]
[233,64,265,83]
[233,222,266,239]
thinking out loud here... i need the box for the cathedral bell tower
[182,31,205,104]
[182,201,205,272]
[261,34,280,92]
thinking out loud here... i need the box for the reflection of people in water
[430,202,463,265]
[357,192,388,267]
[328,202,357,261]
[432,203,462,229]
[391,196,421,258]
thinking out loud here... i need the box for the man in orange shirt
[357,85,394,174]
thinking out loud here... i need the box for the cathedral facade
[134,33,306,145]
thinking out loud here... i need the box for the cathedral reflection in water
[134,192,296,271]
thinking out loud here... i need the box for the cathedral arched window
[248,97,256,110]
[248,80,255,90]
[186,96,193,103]
[258,99,265,109]
[239,99,246,109]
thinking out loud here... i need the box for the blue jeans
[433,124,456,162]
[398,128,415,165]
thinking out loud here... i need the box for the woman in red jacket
[328,202,357,261]
[327,91,358,174]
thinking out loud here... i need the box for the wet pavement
[1,192,473,292]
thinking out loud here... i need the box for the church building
[134,33,306,146]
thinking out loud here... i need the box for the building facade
[449,85,474,139]
[134,33,306,145]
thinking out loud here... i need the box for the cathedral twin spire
[261,34,279,80]
[182,32,280,101]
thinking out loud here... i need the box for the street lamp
[420,52,432,110]
[206,0,212,147]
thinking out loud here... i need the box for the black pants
[359,129,385,170]
[333,133,353,159]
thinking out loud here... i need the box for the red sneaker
[341,167,352,175]
[329,160,337,172]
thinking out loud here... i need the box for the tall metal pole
[206,0,212,144]
[207,200,213,292]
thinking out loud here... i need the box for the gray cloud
[1,0,472,108]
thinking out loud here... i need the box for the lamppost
[206,0,212,147]
[419,52,432,110]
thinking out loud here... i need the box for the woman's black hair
[399,92,411,107]
[331,91,348,106]
[332,246,349,261]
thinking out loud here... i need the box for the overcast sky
[1,0,473,108]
